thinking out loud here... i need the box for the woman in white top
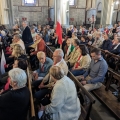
[39,66,81,120]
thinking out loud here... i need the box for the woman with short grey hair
[0,68,30,120]
[9,68,27,88]
[39,66,81,120]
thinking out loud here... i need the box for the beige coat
[68,48,80,67]
[76,54,91,69]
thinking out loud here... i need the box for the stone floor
[90,95,117,120]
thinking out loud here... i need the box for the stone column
[54,0,69,26]
[101,0,114,25]
[0,0,9,24]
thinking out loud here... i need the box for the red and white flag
[56,13,62,45]
[1,50,6,74]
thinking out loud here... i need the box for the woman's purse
[41,112,53,120]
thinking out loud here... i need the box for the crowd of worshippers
[0,20,120,120]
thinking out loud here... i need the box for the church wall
[69,0,86,25]
[12,0,48,25]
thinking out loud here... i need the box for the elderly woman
[38,66,81,120]
[0,68,30,120]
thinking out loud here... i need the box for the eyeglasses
[53,55,59,58]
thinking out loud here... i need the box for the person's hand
[79,75,85,80]
[40,104,45,111]
[30,52,34,56]
[105,50,109,53]
[9,48,12,52]
[72,67,75,70]
[34,73,38,80]
[30,49,34,52]
[33,72,36,77]
[38,82,44,89]
[9,55,13,58]
[81,80,87,85]
[0,89,4,94]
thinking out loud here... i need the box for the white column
[106,0,114,25]
[54,0,69,26]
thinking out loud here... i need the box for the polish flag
[1,50,6,74]
[56,14,62,45]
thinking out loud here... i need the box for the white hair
[9,68,27,88]
[55,49,64,58]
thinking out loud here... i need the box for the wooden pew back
[27,67,36,120]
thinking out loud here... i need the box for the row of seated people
[0,22,80,120]
[4,32,46,71]
[0,22,118,119]
[63,32,120,55]
[0,44,107,120]
[30,45,108,119]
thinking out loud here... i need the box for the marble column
[54,0,69,26]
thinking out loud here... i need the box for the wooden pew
[27,68,36,120]
[87,44,120,119]
[68,72,95,120]
[46,45,95,120]
[92,85,120,120]
[87,44,120,72]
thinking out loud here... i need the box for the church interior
[0,0,120,120]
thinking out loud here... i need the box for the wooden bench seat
[92,85,120,120]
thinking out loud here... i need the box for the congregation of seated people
[0,20,120,120]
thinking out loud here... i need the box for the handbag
[41,112,53,120]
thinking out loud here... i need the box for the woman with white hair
[0,68,30,120]
[38,66,81,120]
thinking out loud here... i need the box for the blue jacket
[36,57,53,77]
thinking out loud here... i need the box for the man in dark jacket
[101,33,112,51]
[110,37,120,55]
[22,21,33,52]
